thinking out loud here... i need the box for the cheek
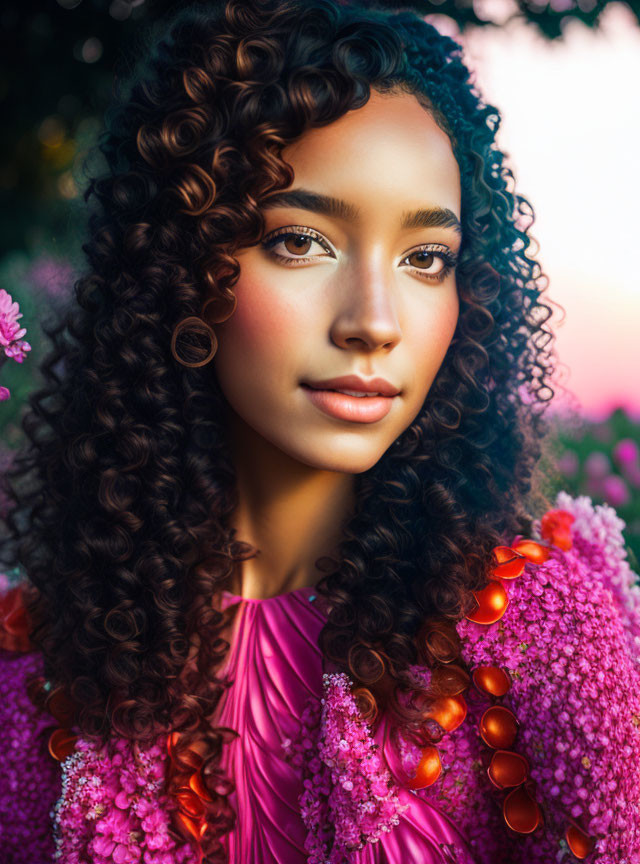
[407,290,459,388]
[217,274,297,366]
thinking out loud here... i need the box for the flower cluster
[555,490,640,663]
[282,696,334,862]
[0,287,31,400]
[283,672,409,864]
[415,698,509,863]
[53,735,199,864]
[0,648,60,863]
[449,492,640,862]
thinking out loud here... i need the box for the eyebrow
[261,188,462,236]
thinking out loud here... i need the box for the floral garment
[0,491,639,863]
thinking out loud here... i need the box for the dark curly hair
[1,0,558,860]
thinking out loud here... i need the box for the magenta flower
[613,439,639,469]
[283,672,408,864]
[54,734,200,864]
[3,339,31,363]
[0,386,9,400]
[601,474,630,508]
[0,289,28,355]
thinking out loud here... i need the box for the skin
[212,88,462,600]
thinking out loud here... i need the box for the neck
[225,408,355,600]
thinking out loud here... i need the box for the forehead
[280,89,461,221]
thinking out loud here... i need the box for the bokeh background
[1,0,639,567]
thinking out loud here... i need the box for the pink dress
[214,585,478,864]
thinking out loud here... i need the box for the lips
[302,375,400,397]
[300,375,400,423]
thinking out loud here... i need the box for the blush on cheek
[219,278,296,357]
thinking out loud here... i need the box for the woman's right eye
[261,228,335,265]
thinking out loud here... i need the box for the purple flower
[447,490,640,862]
[3,339,31,363]
[0,386,9,401]
[284,672,408,864]
[53,733,199,864]
[601,474,630,508]
[0,289,30,364]
[613,439,639,469]
[585,451,611,479]
[26,255,75,300]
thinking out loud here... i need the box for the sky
[427,1,640,421]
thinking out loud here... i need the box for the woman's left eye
[400,245,458,282]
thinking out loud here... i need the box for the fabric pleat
[213,586,478,864]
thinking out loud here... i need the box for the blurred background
[0,0,639,566]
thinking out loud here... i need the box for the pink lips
[301,375,400,423]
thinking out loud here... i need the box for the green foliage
[543,408,640,569]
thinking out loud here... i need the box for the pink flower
[446,491,640,862]
[0,289,29,358]
[0,386,9,400]
[54,734,199,864]
[613,439,639,469]
[601,474,630,508]
[3,339,31,363]
[284,672,408,864]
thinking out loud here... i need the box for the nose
[330,255,402,353]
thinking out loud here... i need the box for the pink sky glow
[428,2,640,421]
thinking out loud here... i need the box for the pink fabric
[214,585,478,864]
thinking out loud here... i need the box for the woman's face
[213,88,461,474]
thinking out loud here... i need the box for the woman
[1,0,638,862]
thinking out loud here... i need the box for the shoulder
[0,576,200,863]
[457,492,640,861]
[0,576,60,862]
[460,491,640,669]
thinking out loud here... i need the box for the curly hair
[1,0,557,860]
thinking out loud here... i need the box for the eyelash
[261,226,458,283]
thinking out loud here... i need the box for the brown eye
[407,250,443,273]
[262,228,334,263]
[283,234,313,256]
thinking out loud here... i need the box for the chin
[282,439,389,474]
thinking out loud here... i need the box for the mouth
[304,386,385,397]
[300,383,398,423]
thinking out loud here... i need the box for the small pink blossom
[0,289,30,364]
[613,439,639,469]
[53,734,199,864]
[601,474,630,508]
[283,672,408,863]
[3,338,31,363]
